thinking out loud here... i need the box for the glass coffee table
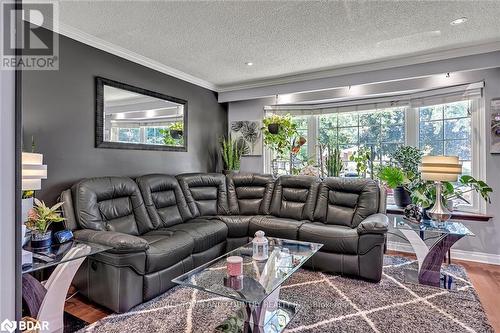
[173,238,322,333]
[393,216,474,289]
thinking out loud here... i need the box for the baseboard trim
[387,241,500,266]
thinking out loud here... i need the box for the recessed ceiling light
[245,62,254,66]
[450,17,468,26]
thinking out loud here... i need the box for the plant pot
[170,129,183,139]
[31,230,52,250]
[393,186,412,208]
[267,123,279,134]
[21,197,33,223]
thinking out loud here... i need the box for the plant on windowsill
[388,146,424,207]
[25,198,65,250]
[169,122,184,139]
[220,136,246,174]
[325,144,343,177]
[349,146,372,178]
[411,175,493,212]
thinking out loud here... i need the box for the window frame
[263,95,486,214]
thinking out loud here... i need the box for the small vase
[31,230,52,250]
[267,123,279,134]
[170,129,183,139]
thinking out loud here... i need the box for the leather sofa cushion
[215,215,252,238]
[139,231,194,273]
[313,177,380,228]
[227,173,274,215]
[71,177,154,235]
[248,216,306,240]
[270,175,319,221]
[177,173,229,217]
[298,222,358,254]
[166,218,228,253]
[136,174,192,228]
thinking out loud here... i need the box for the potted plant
[264,114,285,134]
[220,136,245,174]
[325,144,343,177]
[388,146,424,207]
[25,198,65,249]
[349,146,372,178]
[378,165,412,207]
[262,114,298,158]
[169,122,184,139]
[411,175,492,212]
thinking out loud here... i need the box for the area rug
[77,256,493,333]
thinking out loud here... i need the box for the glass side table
[22,240,111,333]
[393,216,474,289]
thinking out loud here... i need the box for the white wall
[227,65,500,262]
[0,69,17,321]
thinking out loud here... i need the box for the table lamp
[419,156,462,226]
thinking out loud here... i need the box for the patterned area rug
[78,256,493,333]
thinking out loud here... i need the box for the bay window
[264,82,485,213]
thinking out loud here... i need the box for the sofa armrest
[357,214,389,235]
[73,229,149,253]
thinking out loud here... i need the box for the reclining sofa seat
[299,177,387,281]
[142,173,228,267]
[248,175,319,240]
[220,173,275,250]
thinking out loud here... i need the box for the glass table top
[173,238,323,304]
[22,240,111,274]
[393,216,475,237]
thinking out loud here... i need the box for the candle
[226,256,243,276]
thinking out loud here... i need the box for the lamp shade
[419,155,462,182]
[22,152,47,191]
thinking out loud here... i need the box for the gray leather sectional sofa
[60,173,388,313]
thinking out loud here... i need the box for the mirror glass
[97,78,187,151]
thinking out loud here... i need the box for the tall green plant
[390,146,423,179]
[220,137,243,171]
[349,147,371,178]
[326,145,343,177]
[261,114,298,159]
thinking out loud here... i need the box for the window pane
[338,127,358,144]
[461,161,472,176]
[420,140,444,155]
[381,125,405,142]
[419,105,443,122]
[359,112,380,126]
[445,139,471,160]
[319,114,337,144]
[444,118,471,140]
[381,143,402,161]
[359,126,380,144]
[419,121,443,143]
[381,109,405,126]
[118,128,140,143]
[338,113,358,127]
[444,101,469,119]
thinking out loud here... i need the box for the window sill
[386,204,492,222]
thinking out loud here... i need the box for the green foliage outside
[349,146,372,178]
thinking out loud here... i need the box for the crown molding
[218,40,500,93]
[54,21,218,92]
[46,18,500,96]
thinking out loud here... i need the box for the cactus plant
[326,145,343,177]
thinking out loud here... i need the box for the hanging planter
[267,123,280,134]
[170,129,183,139]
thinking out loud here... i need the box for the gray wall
[228,67,500,260]
[0,65,16,321]
[22,33,227,204]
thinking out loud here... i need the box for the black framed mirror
[96,77,187,151]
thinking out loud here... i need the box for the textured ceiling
[58,1,500,90]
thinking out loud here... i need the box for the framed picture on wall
[491,99,500,154]
[230,120,262,156]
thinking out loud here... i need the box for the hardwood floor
[64,254,500,332]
